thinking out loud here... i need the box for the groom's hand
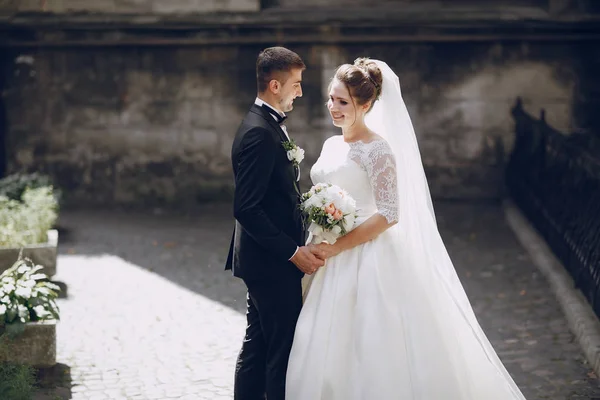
[310,243,341,260]
[290,246,325,275]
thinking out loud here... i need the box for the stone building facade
[0,0,598,205]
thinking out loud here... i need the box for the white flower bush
[0,257,60,337]
[0,186,58,247]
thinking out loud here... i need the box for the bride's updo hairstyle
[334,57,383,112]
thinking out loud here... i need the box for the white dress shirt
[254,97,300,261]
[254,97,291,140]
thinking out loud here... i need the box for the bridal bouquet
[300,183,357,244]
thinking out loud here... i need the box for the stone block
[0,321,57,368]
[46,0,118,13]
[11,0,39,12]
[0,230,58,278]
[114,0,153,13]
[152,0,216,13]
[218,0,259,12]
[152,0,258,13]
[0,0,17,12]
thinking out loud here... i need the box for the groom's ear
[268,79,281,94]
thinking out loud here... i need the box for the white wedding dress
[285,134,526,399]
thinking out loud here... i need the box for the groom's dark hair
[256,47,306,93]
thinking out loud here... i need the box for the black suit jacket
[225,104,305,282]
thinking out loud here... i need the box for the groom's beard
[280,98,295,113]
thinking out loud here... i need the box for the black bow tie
[261,104,287,125]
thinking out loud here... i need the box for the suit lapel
[250,105,301,195]
[250,104,288,144]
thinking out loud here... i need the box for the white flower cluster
[0,258,60,326]
[0,274,33,321]
[300,183,357,244]
[286,147,305,166]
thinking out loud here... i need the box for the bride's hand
[310,243,341,260]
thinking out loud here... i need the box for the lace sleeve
[364,140,399,224]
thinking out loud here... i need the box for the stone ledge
[1,13,599,48]
[0,321,57,368]
[503,199,600,376]
[1,5,600,28]
[1,5,599,48]
[0,0,260,14]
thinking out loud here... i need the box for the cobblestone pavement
[35,201,599,399]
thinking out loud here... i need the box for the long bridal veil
[364,60,525,398]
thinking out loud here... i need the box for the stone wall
[3,38,593,205]
[2,0,594,15]
[0,0,259,13]
[0,3,598,205]
[3,47,250,205]
[272,0,547,9]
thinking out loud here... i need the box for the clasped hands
[290,242,341,275]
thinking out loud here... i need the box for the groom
[225,47,325,400]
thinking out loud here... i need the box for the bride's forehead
[329,80,350,98]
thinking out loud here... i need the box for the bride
[285,58,526,399]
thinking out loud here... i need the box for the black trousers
[234,277,303,400]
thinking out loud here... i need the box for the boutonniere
[282,139,305,167]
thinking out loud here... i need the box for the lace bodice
[310,136,399,224]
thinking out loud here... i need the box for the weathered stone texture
[274,0,547,9]
[0,321,57,367]
[2,38,594,204]
[4,46,246,205]
[0,0,259,14]
[0,2,598,204]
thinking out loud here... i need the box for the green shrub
[0,362,35,400]
[0,173,54,202]
[0,336,36,400]
[0,186,58,247]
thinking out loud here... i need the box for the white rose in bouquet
[300,183,358,245]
